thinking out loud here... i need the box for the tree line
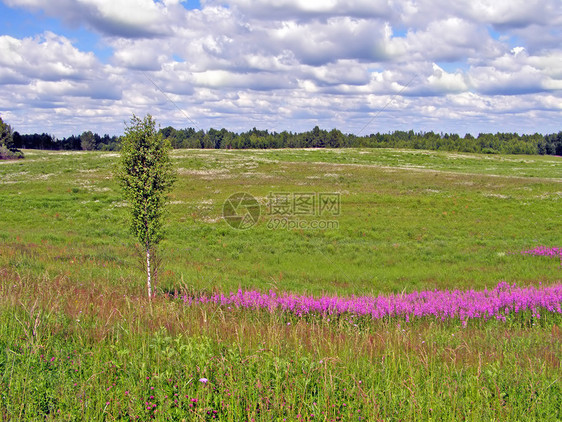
[2,116,562,157]
[158,126,562,155]
[10,131,121,152]
[0,116,24,159]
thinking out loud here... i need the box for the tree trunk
[146,247,152,298]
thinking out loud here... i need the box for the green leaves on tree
[117,114,176,297]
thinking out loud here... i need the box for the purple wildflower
[182,281,562,323]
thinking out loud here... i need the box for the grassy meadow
[0,148,561,420]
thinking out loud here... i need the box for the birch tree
[118,114,175,297]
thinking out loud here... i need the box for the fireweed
[520,246,562,259]
[182,281,562,325]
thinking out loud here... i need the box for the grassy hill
[0,148,560,420]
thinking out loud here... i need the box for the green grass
[0,148,561,420]
[1,148,559,295]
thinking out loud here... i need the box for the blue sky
[0,0,561,137]
[1,3,113,62]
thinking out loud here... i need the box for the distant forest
[9,126,562,156]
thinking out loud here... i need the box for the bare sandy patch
[177,168,230,179]
[483,193,510,199]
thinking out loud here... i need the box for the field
[0,148,561,420]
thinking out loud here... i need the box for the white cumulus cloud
[0,0,561,136]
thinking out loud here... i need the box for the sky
[0,0,561,138]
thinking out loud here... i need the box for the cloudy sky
[0,0,561,137]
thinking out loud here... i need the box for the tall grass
[1,269,561,420]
